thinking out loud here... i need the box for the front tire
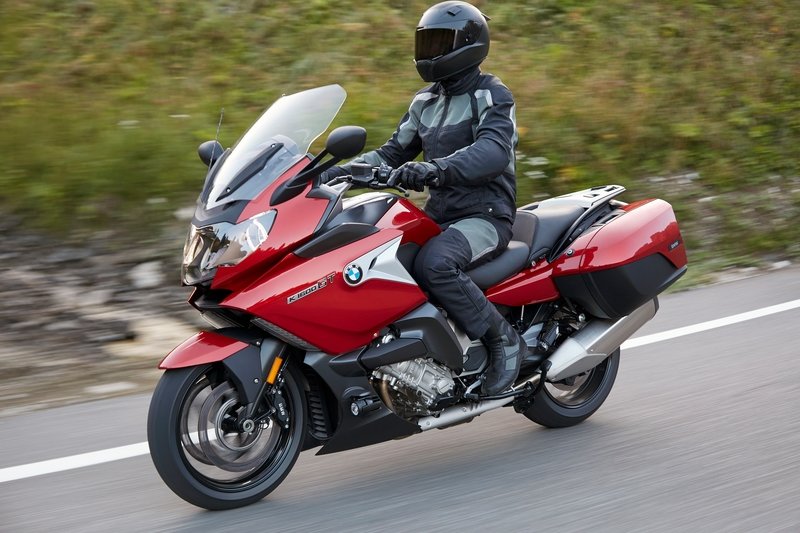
[523,349,620,428]
[147,363,306,510]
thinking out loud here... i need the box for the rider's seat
[465,203,585,290]
[466,240,530,290]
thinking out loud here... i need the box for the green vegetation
[1,1,798,265]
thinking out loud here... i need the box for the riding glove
[394,161,442,192]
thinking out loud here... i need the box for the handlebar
[327,163,410,197]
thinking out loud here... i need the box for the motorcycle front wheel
[147,363,306,510]
[522,349,620,428]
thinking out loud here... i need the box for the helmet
[414,1,490,83]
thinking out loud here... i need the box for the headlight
[182,210,276,285]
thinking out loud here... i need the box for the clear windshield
[206,85,347,209]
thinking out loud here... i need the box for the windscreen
[206,84,347,209]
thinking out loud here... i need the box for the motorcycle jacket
[347,68,518,225]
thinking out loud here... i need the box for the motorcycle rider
[327,1,524,395]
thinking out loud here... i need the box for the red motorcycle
[147,85,687,509]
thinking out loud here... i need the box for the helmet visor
[415,28,471,61]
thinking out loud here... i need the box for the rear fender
[159,328,285,405]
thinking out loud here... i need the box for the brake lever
[387,170,410,197]
[393,184,410,197]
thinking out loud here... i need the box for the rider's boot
[481,315,525,396]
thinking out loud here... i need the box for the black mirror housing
[325,126,366,160]
[198,140,224,166]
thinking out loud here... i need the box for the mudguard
[159,328,285,405]
[159,331,249,369]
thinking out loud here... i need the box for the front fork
[241,351,291,431]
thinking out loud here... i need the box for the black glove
[393,161,441,192]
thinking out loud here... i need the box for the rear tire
[523,349,619,428]
[147,363,306,510]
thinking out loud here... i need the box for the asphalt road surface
[1,268,799,532]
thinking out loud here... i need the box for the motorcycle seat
[466,240,530,290]
[521,204,585,262]
[463,203,584,290]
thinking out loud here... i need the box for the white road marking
[621,298,800,350]
[0,442,149,483]
[2,298,799,484]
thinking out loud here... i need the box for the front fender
[159,329,285,405]
[159,331,249,369]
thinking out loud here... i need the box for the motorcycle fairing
[188,85,348,292]
[209,164,330,292]
[485,259,560,306]
[222,229,428,355]
[374,196,441,246]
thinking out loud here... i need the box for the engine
[372,358,455,418]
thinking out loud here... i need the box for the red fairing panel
[159,331,248,369]
[222,229,427,355]
[376,197,440,245]
[554,198,687,276]
[485,260,560,306]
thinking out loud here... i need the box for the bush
[1,0,798,262]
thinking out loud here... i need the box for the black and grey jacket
[348,68,518,225]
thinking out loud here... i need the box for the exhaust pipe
[418,373,542,431]
[546,298,659,382]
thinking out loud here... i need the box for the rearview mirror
[325,126,366,160]
[198,140,224,166]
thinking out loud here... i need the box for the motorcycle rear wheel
[522,349,619,428]
[147,363,306,510]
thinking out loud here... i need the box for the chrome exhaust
[546,298,659,382]
[417,373,542,431]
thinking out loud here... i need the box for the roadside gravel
[0,228,202,417]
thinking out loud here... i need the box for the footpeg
[350,395,381,416]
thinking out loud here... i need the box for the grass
[1,0,798,265]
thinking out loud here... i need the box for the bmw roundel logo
[344,264,363,285]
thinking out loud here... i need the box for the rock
[44,247,92,264]
[174,206,196,221]
[86,326,136,343]
[128,261,165,289]
[84,382,137,395]
[43,320,82,332]
[82,289,114,307]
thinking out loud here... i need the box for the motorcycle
[147,84,687,510]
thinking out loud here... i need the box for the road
[1,268,799,532]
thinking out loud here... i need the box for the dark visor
[415,28,471,61]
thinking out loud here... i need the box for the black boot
[481,318,525,396]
